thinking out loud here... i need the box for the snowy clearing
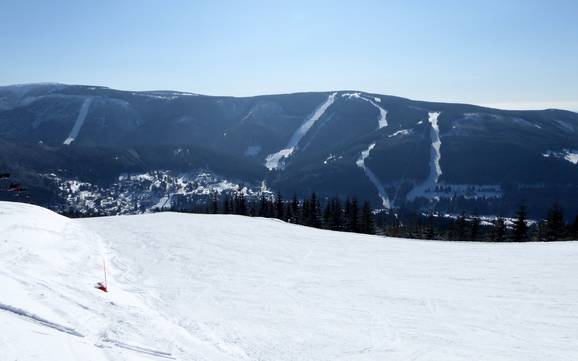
[63,97,93,145]
[1,201,578,360]
[356,143,391,208]
[407,112,442,200]
[543,149,578,165]
[265,93,337,170]
[342,92,388,128]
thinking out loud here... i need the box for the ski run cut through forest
[1,201,578,360]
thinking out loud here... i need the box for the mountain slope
[1,201,578,360]
[1,83,577,216]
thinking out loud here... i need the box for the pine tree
[291,194,300,224]
[570,215,578,240]
[425,214,435,240]
[258,195,268,217]
[348,198,359,233]
[222,194,231,214]
[469,216,481,242]
[308,193,321,228]
[209,192,219,214]
[343,198,352,232]
[284,202,293,223]
[512,204,529,242]
[275,191,284,220]
[360,201,375,234]
[492,217,506,242]
[301,198,310,226]
[322,201,332,229]
[248,201,257,216]
[456,213,467,241]
[545,202,565,241]
[331,198,343,231]
[235,192,247,215]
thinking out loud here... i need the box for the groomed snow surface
[1,201,578,360]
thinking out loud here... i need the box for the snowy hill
[1,201,578,360]
[1,83,578,217]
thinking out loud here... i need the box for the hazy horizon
[3,81,578,113]
[1,0,577,111]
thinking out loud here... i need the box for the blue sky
[1,0,577,110]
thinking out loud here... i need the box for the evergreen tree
[570,215,578,240]
[291,194,300,224]
[258,195,268,217]
[301,198,310,226]
[331,198,344,231]
[545,202,565,241]
[285,202,293,223]
[322,201,332,229]
[208,192,218,214]
[425,214,435,240]
[222,194,231,214]
[235,192,247,215]
[275,191,284,220]
[469,216,481,242]
[512,204,529,242]
[360,201,375,234]
[308,193,322,228]
[348,198,359,233]
[248,201,257,217]
[343,198,352,232]
[455,213,467,241]
[492,217,506,242]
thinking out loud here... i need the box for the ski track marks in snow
[407,112,442,200]
[265,93,337,170]
[0,302,84,337]
[342,92,388,129]
[101,338,175,359]
[63,97,92,145]
[356,143,391,208]
[3,202,578,360]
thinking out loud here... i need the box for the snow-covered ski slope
[63,97,92,145]
[1,201,578,361]
[265,92,337,170]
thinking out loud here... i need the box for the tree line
[171,192,376,234]
[169,192,578,242]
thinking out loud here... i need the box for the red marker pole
[103,259,108,292]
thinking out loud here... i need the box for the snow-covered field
[1,201,577,360]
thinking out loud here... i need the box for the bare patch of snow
[323,154,342,165]
[389,129,412,138]
[543,149,578,165]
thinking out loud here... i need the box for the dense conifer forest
[152,191,578,242]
